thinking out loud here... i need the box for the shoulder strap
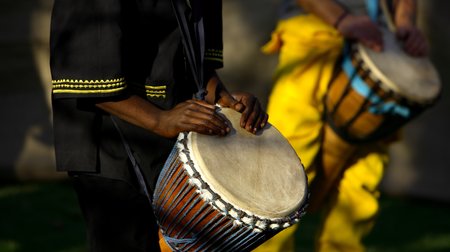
[110,116,152,202]
[171,0,206,100]
[379,0,396,32]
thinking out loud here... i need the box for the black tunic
[50,0,223,189]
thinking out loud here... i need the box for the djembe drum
[326,27,441,143]
[308,26,442,211]
[153,107,308,252]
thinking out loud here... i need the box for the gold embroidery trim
[205,57,224,63]
[145,85,166,98]
[145,85,166,90]
[52,78,126,95]
[205,49,223,62]
[52,78,125,85]
[206,49,222,53]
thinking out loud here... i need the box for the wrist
[333,9,349,30]
[394,0,417,27]
[151,109,172,138]
[205,72,226,104]
[395,19,416,29]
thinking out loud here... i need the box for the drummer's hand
[157,99,229,138]
[396,25,428,57]
[217,91,269,134]
[337,14,384,52]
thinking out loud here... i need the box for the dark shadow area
[405,1,450,201]
[0,181,86,252]
[294,195,450,252]
[364,195,450,252]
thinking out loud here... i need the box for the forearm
[204,70,231,105]
[96,95,163,134]
[95,86,230,138]
[394,0,417,27]
[297,0,348,27]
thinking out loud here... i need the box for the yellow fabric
[316,149,388,252]
[254,225,297,252]
[261,15,343,181]
[253,14,388,252]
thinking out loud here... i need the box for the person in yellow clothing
[254,0,428,251]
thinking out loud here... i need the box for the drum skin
[357,27,441,104]
[153,108,308,252]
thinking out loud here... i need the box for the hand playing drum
[154,108,308,251]
[154,74,269,139]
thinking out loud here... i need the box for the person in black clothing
[50,0,268,251]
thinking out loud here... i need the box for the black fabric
[97,113,175,192]
[172,0,206,98]
[50,0,223,173]
[202,0,223,68]
[50,0,222,99]
[67,113,172,251]
[69,174,161,252]
[52,98,102,171]
[50,0,124,86]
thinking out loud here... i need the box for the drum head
[357,27,441,103]
[189,107,307,219]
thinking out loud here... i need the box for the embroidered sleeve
[205,49,223,65]
[50,0,126,99]
[204,0,224,69]
[51,78,127,97]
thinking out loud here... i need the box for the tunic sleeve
[50,0,126,99]
[204,0,224,70]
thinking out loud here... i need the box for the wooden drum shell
[325,48,434,143]
[153,147,276,252]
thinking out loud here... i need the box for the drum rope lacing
[175,132,308,232]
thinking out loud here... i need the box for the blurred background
[0,0,449,251]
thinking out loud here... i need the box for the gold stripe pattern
[205,49,223,62]
[52,78,126,95]
[145,85,166,98]
[205,57,224,63]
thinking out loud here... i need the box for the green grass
[294,196,450,252]
[365,197,450,252]
[0,182,86,252]
[0,182,449,252]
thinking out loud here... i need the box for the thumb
[219,94,245,112]
[232,101,245,113]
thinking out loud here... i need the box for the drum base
[308,124,356,212]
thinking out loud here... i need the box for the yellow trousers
[254,15,388,252]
